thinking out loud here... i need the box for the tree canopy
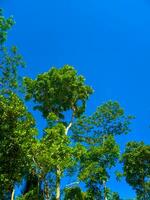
[122,141,150,200]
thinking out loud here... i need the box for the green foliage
[0,93,37,193]
[17,188,44,200]
[78,135,120,199]
[0,9,25,94]
[64,186,84,200]
[24,65,93,119]
[72,101,132,199]
[0,8,14,44]
[0,46,25,94]
[111,192,120,200]
[72,101,132,144]
[20,171,45,200]
[79,135,120,182]
[122,141,150,200]
[31,123,76,176]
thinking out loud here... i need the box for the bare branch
[65,107,75,135]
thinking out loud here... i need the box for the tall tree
[122,141,150,200]
[0,9,35,200]
[0,93,37,200]
[72,101,132,200]
[24,65,93,199]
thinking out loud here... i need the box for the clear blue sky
[1,0,150,198]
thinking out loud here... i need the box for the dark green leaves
[72,101,132,144]
[71,101,132,199]
[122,142,150,199]
[0,10,25,95]
[0,9,14,44]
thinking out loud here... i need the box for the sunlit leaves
[0,93,37,191]
[122,142,150,199]
[24,65,93,119]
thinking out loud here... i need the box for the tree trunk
[103,180,108,200]
[55,117,73,200]
[56,166,61,200]
[11,188,15,200]
[44,180,50,200]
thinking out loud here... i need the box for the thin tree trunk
[55,112,73,200]
[56,166,61,200]
[65,110,74,136]
[44,179,50,200]
[11,188,15,200]
[103,180,108,200]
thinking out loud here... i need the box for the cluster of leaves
[0,8,14,44]
[71,101,132,199]
[122,142,150,200]
[0,9,25,95]
[0,45,25,94]
[64,187,84,200]
[24,65,93,119]
[31,123,76,179]
[63,186,120,200]
[0,93,37,198]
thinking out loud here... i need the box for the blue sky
[1,0,150,198]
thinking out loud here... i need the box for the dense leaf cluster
[122,142,150,200]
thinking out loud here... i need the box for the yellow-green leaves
[24,65,93,119]
[0,93,37,190]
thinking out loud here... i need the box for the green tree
[29,123,75,199]
[0,9,25,95]
[122,141,150,200]
[24,65,93,200]
[0,9,34,200]
[72,101,132,200]
[0,93,37,200]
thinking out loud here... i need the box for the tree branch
[65,108,75,135]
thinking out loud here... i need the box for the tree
[24,66,93,119]
[29,123,76,199]
[0,9,25,95]
[122,141,150,200]
[72,101,132,200]
[0,9,34,200]
[0,93,37,200]
[24,65,93,200]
